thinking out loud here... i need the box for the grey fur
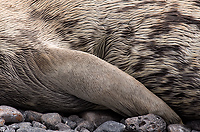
[0,0,200,124]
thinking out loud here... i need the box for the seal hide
[1,0,200,124]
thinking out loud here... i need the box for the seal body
[0,0,199,123]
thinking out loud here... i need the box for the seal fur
[1,0,200,124]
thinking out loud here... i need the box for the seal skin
[1,0,200,124]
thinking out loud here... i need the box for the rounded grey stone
[75,120,94,132]
[62,117,77,129]
[8,123,20,130]
[125,114,166,132]
[94,121,125,132]
[0,105,24,123]
[55,123,71,131]
[18,122,32,129]
[24,111,43,122]
[17,127,48,132]
[41,113,62,130]
[32,121,47,129]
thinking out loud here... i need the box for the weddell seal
[0,0,200,124]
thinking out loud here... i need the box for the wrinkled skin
[0,0,200,124]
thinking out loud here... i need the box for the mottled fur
[0,0,199,123]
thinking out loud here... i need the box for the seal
[1,0,200,124]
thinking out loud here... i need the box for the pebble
[55,123,71,131]
[75,120,94,132]
[125,114,166,132]
[0,105,200,132]
[62,117,77,129]
[93,121,125,132]
[4,129,15,132]
[32,121,47,129]
[68,115,84,125]
[24,110,43,122]
[79,128,90,132]
[41,113,62,130]
[8,123,20,130]
[17,127,49,132]
[0,105,24,123]
[18,122,32,128]
[167,124,191,132]
[0,126,7,132]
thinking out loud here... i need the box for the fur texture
[0,0,200,123]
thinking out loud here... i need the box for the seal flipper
[42,47,182,124]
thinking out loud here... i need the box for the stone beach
[0,105,199,132]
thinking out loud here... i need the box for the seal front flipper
[41,47,182,124]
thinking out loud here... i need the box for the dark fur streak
[174,93,187,98]
[30,8,76,38]
[69,36,92,50]
[31,0,39,5]
[153,45,181,54]
[0,53,5,66]
[149,9,200,38]
[148,23,172,38]
[55,28,66,38]
[131,56,150,72]
[31,9,78,29]
[131,62,145,72]
[61,20,79,28]
[116,6,137,13]
[121,26,135,38]
[30,9,59,22]
[148,68,169,77]
[56,20,78,37]
[192,66,199,71]
[193,0,200,7]
[94,36,113,60]
[174,63,187,71]
[55,20,78,38]
[166,10,200,29]
[191,100,199,105]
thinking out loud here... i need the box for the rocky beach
[0,105,199,132]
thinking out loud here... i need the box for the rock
[94,121,125,132]
[0,105,24,123]
[55,123,71,131]
[32,121,47,129]
[79,128,90,132]
[80,110,121,128]
[0,126,7,132]
[8,123,20,130]
[75,120,94,132]
[167,124,191,132]
[0,118,5,127]
[18,122,32,129]
[17,126,48,132]
[62,117,77,129]
[186,120,200,131]
[4,129,15,132]
[68,115,84,125]
[125,114,166,132]
[54,130,75,132]
[41,113,62,130]
[24,111,43,122]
